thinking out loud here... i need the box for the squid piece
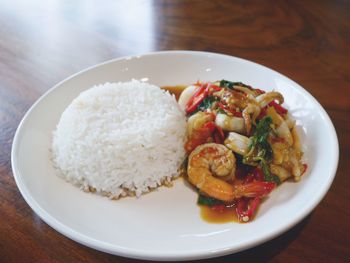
[271,141,289,165]
[290,151,303,181]
[242,103,261,135]
[224,132,250,156]
[266,107,293,146]
[291,125,302,153]
[284,114,296,129]
[215,113,245,133]
[178,85,198,111]
[233,85,257,96]
[270,164,291,182]
[256,91,284,108]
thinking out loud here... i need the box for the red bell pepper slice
[185,82,221,114]
[185,84,208,114]
[269,101,288,115]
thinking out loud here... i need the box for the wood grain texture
[0,0,349,262]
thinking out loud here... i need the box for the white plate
[12,51,339,261]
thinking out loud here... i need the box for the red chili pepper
[185,84,208,114]
[269,101,288,115]
[236,197,261,222]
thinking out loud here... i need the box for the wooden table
[1,0,349,262]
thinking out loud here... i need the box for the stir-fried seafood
[180,80,306,222]
[188,143,275,202]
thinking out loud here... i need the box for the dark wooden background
[0,0,349,262]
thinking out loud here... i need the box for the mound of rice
[52,80,187,198]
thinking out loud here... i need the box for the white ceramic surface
[11,51,339,261]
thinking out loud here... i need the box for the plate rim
[11,50,339,261]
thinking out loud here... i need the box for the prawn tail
[235,181,276,198]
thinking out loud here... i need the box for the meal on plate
[52,80,187,198]
[52,78,306,223]
[178,80,306,222]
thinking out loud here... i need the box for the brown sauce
[200,205,239,223]
[161,85,186,101]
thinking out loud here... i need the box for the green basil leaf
[260,159,280,184]
[197,194,223,207]
[219,79,252,90]
[198,96,217,111]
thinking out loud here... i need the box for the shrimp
[187,143,276,202]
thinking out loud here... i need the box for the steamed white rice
[52,80,187,198]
